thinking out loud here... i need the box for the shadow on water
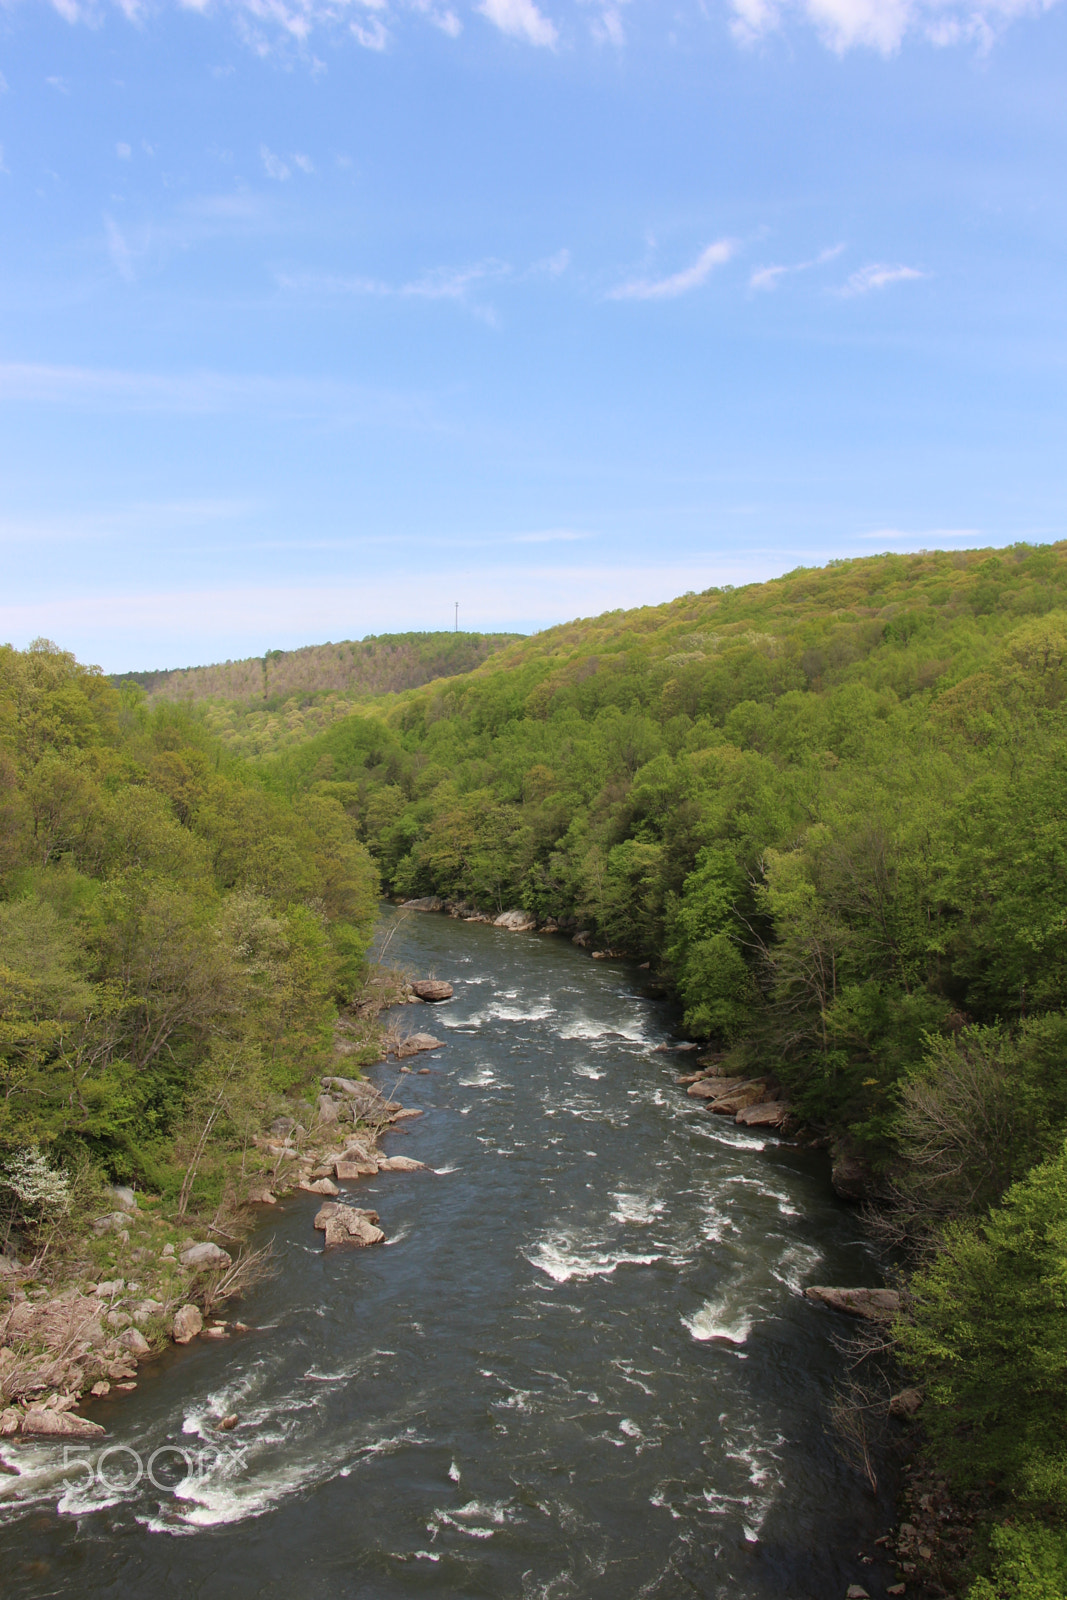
[0,910,900,1599]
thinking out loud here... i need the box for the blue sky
[0,0,1064,670]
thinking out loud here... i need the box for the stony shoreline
[0,992,449,1451]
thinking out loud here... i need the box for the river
[0,909,896,1598]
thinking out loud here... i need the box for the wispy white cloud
[104,214,135,282]
[729,0,1058,53]
[589,4,625,45]
[35,0,1061,57]
[477,0,558,46]
[276,257,513,319]
[609,238,737,302]
[291,152,315,173]
[116,141,132,159]
[840,261,926,295]
[749,243,844,291]
[351,15,389,48]
[260,143,291,180]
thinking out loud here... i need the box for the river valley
[0,909,896,1599]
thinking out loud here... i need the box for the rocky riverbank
[0,1007,446,1448]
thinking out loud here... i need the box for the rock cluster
[685,1072,791,1128]
[313,1202,385,1248]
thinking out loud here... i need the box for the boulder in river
[410,979,454,1002]
[335,1158,378,1180]
[400,896,443,912]
[172,1305,203,1344]
[376,1156,427,1172]
[313,1201,385,1248]
[300,1177,340,1196]
[394,1033,443,1059]
[804,1286,901,1321]
[494,909,537,931]
[180,1242,232,1272]
[735,1101,791,1128]
[687,1076,750,1100]
[708,1081,768,1115]
[20,1407,106,1440]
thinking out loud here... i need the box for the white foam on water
[649,1486,682,1521]
[429,1497,517,1540]
[526,1231,663,1283]
[611,1360,656,1396]
[770,1241,823,1294]
[434,1163,459,1175]
[449,1460,461,1482]
[573,1064,607,1080]
[619,1418,642,1439]
[610,1191,666,1226]
[458,1066,499,1087]
[558,1018,649,1044]
[682,1295,753,1345]
[465,1002,555,1026]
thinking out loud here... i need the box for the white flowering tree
[1,1144,72,1262]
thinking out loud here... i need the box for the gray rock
[269,1116,295,1137]
[93,1278,126,1298]
[108,1185,139,1213]
[179,1242,232,1272]
[494,909,536,931]
[735,1101,791,1128]
[805,1286,901,1321]
[313,1201,385,1248]
[120,1327,151,1358]
[172,1304,203,1344]
[400,896,443,912]
[321,1076,361,1095]
[410,979,454,1002]
[376,1156,427,1172]
[316,1094,343,1124]
[20,1407,105,1440]
[394,1033,443,1059]
[92,1212,133,1237]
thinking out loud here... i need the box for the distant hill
[114,631,525,705]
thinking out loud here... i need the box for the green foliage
[968,1523,1067,1600]
[897,1144,1067,1510]
[0,636,380,1217]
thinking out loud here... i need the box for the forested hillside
[246,541,1067,1593]
[0,641,379,1231]
[113,632,524,761]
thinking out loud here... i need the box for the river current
[0,909,895,1598]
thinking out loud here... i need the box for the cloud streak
[477,0,557,45]
[839,261,926,295]
[729,0,1057,53]
[34,0,1062,57]
[749,243,844,291]
[609,238,737,302]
